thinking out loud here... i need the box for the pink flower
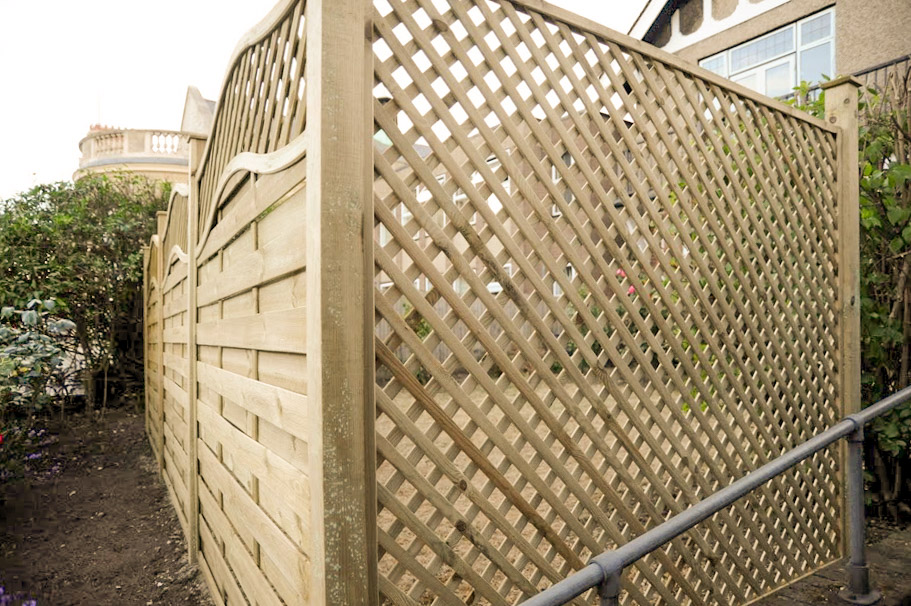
[615,269,626,278]
[627,285,636,295]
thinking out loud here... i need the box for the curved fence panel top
[163,185,189,261]
[194,0,308,241]
[372,0,841,604]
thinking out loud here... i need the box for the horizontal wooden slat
[162,262,188,294]
[198,440,309,602]
[162,374,189,411]
[199,505,248,606]
[197,452,287,606]
[162,293,188,320]
[162,468,189,538]
[162,325,187,345]
[196,237,306,307]
[162,351,188,379]
[197,361,308,445]
[196,307,306,353]
[196,401,311,537]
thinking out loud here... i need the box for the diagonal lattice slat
[372,1,841,604]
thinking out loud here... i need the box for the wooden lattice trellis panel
[371,0,842,604]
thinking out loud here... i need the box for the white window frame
[699,8,835,98]
[412,174,447,239]
[551,151,575,217]
[731,54,795,98]
[378,223,392,247]
[552,264,576,297]
[487,262,513,294]
[796,13,835,86]
[453,276,470,295]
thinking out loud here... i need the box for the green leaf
[890,163,911,185]
[887,205,911,226]
[890,237,905,253]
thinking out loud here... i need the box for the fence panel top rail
[508,0,837,135]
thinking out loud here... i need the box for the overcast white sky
[0,1,646,200]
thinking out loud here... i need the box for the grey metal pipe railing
[519,385,911,606]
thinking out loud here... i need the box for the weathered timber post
[186,135,206,565]
[141,244,151,446]
[155,210,168,474]
[821,75,862,558]
[305,0,377,603]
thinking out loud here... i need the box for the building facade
[73,86,215,186]
[628,0,911,95]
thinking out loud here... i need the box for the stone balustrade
[75,126,191,185]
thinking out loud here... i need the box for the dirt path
[755,521,911,606]
[0,408,212,606]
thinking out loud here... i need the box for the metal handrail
[520,385,911,606]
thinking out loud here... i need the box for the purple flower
[25,452,42,461]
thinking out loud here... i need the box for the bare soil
[0,407,212,606]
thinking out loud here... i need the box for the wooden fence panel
[145,238,163,468]
[371,1,843,604]
[142,0,854,604]
[160,188,192,537]
[194,160,310,606]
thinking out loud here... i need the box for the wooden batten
[187,135,206,564]
[305,0,377,602]
[823,76,862,556]
[822,76,862,418]
[142,245,151,447]
[155,211,168,474]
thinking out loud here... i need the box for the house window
[453,277,470,295]
[552,264,576,297]
[487,262,513,294]
[379,223,392,246]
[485,155,510,214]
[411,174,447,239]
[551,151,575,217]
[456,156,507,224]
[699,8,834,98]
[453,171,480,225]
[416,174,446,204]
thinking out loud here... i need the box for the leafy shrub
[0,299,75,417]
[793,72,911,515]
[0,300,72,481]
[0,173,168,408]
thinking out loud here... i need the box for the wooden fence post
[186,135,206,565]
[155,211,168,475]
[141,244,150,444]
[305,0,377,602]
[822,75,862,555]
